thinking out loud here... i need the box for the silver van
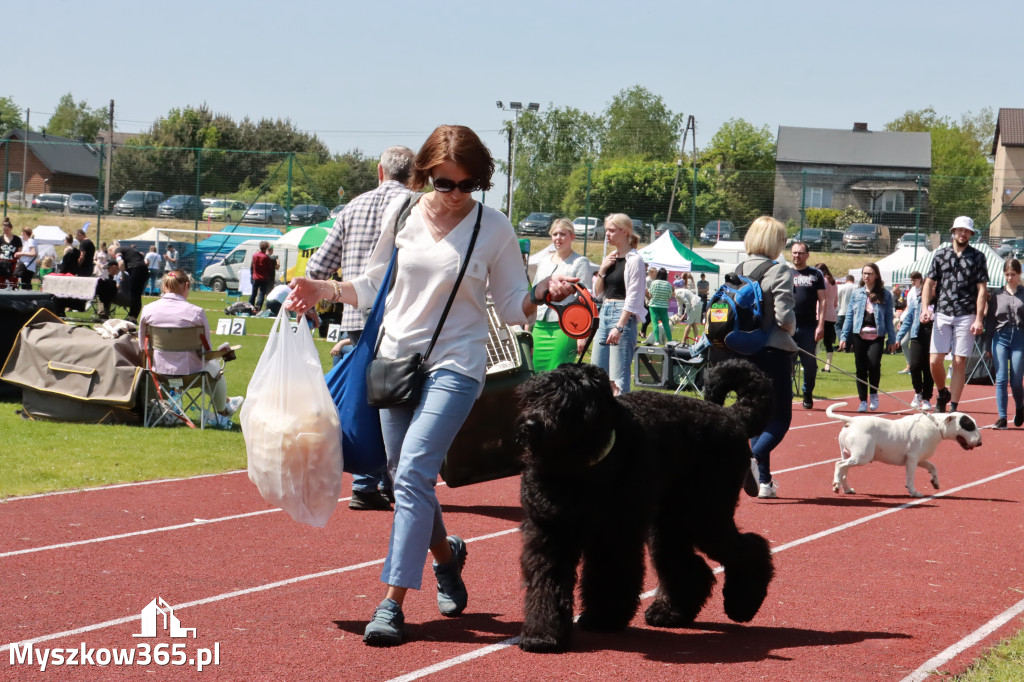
[200,239,297,292]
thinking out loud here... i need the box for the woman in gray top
[711,216,797,499]
[983,258,1024,429]
[530,218,591,371]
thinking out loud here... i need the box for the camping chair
[141,326,217,429]
[668,337,711,398]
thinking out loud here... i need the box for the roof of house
[776,125,931,170]
[95,129,139,146]
[992,108,1024,154]
[1,129,102,178]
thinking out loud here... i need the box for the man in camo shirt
[920,216,988,412]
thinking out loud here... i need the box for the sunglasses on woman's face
[432,177,479,194]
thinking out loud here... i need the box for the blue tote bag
[323,251,396,475]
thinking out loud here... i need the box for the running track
[2,386,1022,681]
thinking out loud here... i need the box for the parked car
[201,197,217,208]
[996,237,1024,259]
[290,204,331,225]
[786,228,844,252]
[699,219,738,244]
[842,222,891,253]
[518,212,557,236]
[113,190,165,217]
[895,233,932,252]
[156,195,204,220]
[654,221,689,242]
[572,216,604,239]
[242,202,288,225]
[31,193,69,212]
[66,193,98,214]
[630,218,654,239]
[202,200,247,223]
[330,203,347,219]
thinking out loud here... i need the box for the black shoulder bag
[365,202,483,408]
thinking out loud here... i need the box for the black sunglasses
[432,177,479,194]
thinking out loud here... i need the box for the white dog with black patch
[825,402,982,497]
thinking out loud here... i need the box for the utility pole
[104,100,114,212]
[21,108,29,208]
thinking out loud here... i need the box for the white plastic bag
[241,308,343,527]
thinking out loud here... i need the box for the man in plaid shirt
[920,216,989,413]
[305,145,414,510]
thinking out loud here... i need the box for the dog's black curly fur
[515,359,775,653]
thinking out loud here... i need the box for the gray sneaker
[433,535,468,617]
[363,598,404,647]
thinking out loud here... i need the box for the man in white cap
[919,216,989,412]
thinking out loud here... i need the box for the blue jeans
[378,369,480,590]
[991,326,1024,419]
[591,299,638,394]
[792,324,818,396]
[745,348,794,484]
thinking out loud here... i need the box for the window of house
[871,191,905,212]
[6,171,22,192]
[805,187,833,209]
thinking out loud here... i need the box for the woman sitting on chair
[138,271,243,428]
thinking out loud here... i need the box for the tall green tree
[600,86,682,161]
[0,96,28,138]
[699,118,777,224]
[44,93,107,141]
[509,106,601,221]
[885,107,994,231]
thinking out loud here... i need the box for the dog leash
[794,346,917,410]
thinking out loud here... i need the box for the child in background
[38,256,55,278]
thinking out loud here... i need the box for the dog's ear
[941,414,957,427]
[958,415,977,432]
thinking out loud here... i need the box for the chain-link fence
[508,161,1015,250]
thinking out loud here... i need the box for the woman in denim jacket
[839,262,898,412]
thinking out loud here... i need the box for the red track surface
[2,386,1023,681]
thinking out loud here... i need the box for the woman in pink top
[815,263,838,372]
[138,271,243,426]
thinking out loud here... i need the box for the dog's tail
[703,359,772,439]
[824,402,854,424]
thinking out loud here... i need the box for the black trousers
[124,265,148,319]
[908,323,934,400]
[852,334,885,402]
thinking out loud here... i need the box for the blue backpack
[705,259,776,355]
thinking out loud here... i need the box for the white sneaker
[758,480,778,499]
[857,401,868,413]
[910,394,922,408]
[921,399,932,411]
[225,396,244,415]
[869,395,880,411]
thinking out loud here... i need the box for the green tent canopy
[890,242,1007,288]
[638,232,720,273]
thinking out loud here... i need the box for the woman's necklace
[421,196,472,242]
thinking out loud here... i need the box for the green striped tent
[891,242,1008,288]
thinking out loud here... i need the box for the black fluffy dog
[515,359,775,653]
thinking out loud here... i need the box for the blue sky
[5,0,1016,209]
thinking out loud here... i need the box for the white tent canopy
[846,248,918,285]
[32,225,67,262]
[638,232,720,273]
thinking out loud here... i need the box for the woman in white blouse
[530,218,591,371]
[286,125,575,647]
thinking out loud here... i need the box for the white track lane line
[4,466,1022,668]
[0,395,995,558]
[1,470,247,503]
[901,596,1024,682]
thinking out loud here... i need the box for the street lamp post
[496,100,539,222]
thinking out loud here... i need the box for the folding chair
[141,326,217,428]
[668,337,711,398]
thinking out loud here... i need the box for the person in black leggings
[839,262,898,412]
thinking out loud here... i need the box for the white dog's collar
[590,430,616,466]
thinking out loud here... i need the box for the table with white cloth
[42,275,99,300]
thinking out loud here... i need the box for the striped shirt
[647,279,673,308]
[305,180,411,331]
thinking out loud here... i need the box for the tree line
[0,90,996,228]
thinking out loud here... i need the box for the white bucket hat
[951,216,975,233]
